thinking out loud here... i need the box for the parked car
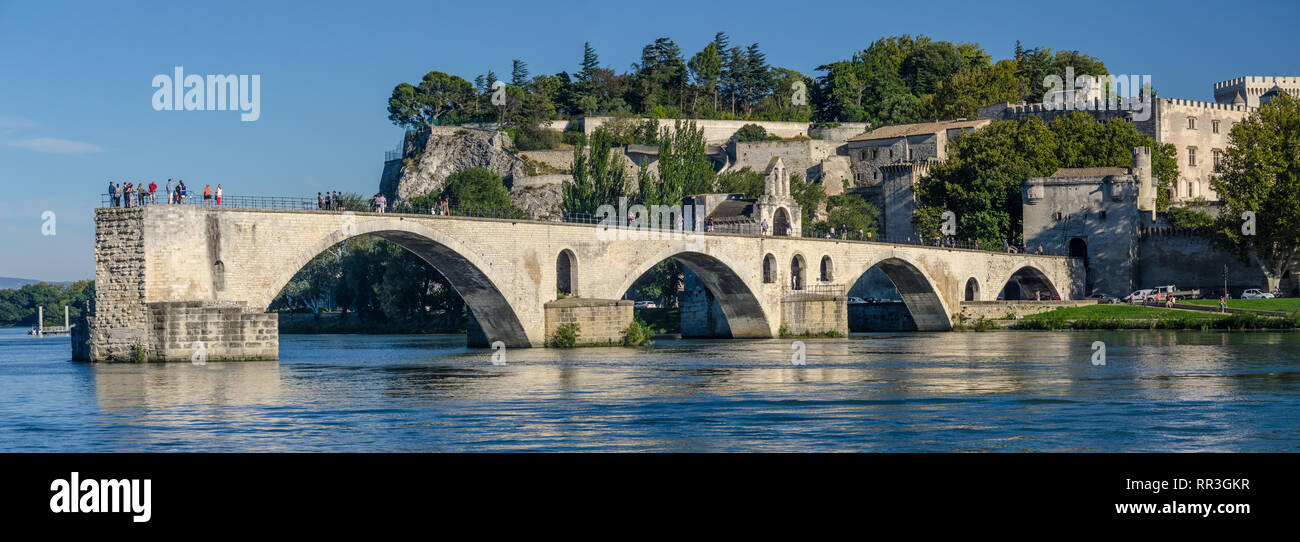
[1125,289,1155,303]
[846,297,868,305]
[1241,289,1275,299]
[1087,293,1117,304]
[1152,284,1200,299]
[633,300,659,309]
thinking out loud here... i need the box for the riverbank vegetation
[1010,304,1300,330]
[0,281,94,327]
[1180,298,1300,314]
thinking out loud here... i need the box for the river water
[1,327,1297,452]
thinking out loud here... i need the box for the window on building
[1212,120,1220,134]
[1187,117,1197,130]
[1053,212,1063,221]
[1099,210,1107,220]
[1188,147,1197,167]
[1213,149,1222,168]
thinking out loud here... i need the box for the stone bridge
[77,205,1081,361]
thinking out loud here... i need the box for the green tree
[564,128,629,215]
[788,173,826,227]
[714,167,764,198]
[637,120,713,206]
[807,194,880,239]
[734,123,778,142]
[916,113,1176,246]
[440,167,524,217]
[688,41,723,116]
[1208,92,1300,291]
[932,59,1020,120]
[386,71,474,129]
[510,59,529,87]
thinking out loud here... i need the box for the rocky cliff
[380,127,565,219]
[381,128,525,205]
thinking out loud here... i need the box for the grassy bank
[1022,304,1222,321]
[1179,298,1300,314]
[1010,304,1300,330]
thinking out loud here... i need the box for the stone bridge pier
[75,206,1080,361]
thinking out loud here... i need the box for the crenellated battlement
[1158,97,1252,111]
[1214,76,1300,90]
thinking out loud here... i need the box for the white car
[633,300,659,309]
[846,297,868,305]
[1241,289,1275,299]
[1125,289,1155,303]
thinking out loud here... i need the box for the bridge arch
[258,217,533,347]
[556,248,577,295]
[964,277,980,301]
[763,253,777,283]
[850,256,953,331]
[997,264,1061,301]
[773,208,792,236]
[790,253,806,290]
[614,248,772,338]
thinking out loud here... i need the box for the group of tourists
[371,193,388,213]
[824,226,870,241]
[429,197,451,215]
[108,179,222,207]
[318,191,345,210]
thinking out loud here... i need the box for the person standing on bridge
[761,219,769,235]
[148,180,157,204]
[317,193,324,210]
[202,184,213,208]
[108,181,118,207]
[216,184,223,206]
[165,179,174,203]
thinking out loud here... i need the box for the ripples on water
[1,328,1297,452]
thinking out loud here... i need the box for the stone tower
[1133,146,1155,217]
[756,157,801,236]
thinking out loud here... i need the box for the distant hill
[0,277,77,290]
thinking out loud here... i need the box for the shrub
[734,123,780,142]
[622,319,657,346]
[130,341,148,363]
[548,322,580,347]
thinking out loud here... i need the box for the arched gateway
[76,205,1078,361]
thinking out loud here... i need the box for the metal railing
[95,193,1070,257]
[790,283,846,296]
[384,148,403,162]
[102,193,320,210]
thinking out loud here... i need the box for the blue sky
[1,0,1296,281]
